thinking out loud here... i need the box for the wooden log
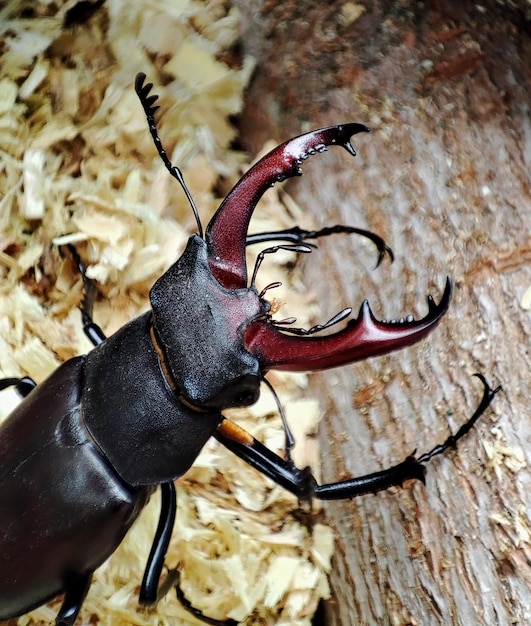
[236,2,531,624]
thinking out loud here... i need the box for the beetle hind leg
[55,572,92,626]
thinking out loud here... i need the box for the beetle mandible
[0,73,500,625]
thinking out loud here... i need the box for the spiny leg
[216,419,421,502]
[246,224,394,268]
[1,245,106,393]
[215,375,500,502]
[417,373,501,463]
[66,245,106,346]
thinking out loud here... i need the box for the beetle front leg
[215,375,500,502]
[215,420,425,502]
[66,245,106,346]
[246,224,394,268]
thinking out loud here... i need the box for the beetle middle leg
[174,574,238,626]
[55,573,92,626]
[137,483,237,625]
[139,481,178,604]
[0,376,36,398]
[139,481,238,625]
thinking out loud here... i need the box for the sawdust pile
[0,1,333,625]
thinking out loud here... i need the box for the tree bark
[235,2,530,625]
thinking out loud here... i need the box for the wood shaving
[520,284,531,310]
[0,1,334,624]
[483,429,527,482]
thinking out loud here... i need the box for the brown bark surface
[236,2,530,625]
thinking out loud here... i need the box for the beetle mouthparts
[205,124,370,290]
[243,277,452,372]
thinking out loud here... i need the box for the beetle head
[137,74,451,413]
[203,124,451,375]
[150,235,266,411]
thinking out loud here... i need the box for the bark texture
[235,2,530,625]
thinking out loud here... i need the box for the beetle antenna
[135,73,203,239]
[262,376,296,463]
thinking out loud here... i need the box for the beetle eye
[234,389,259,407]
[212,375,260,409]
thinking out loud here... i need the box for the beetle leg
[174,571,238,626]
[0,376,36,397]
[66,245,106,346]
[416,373,501,463]
[215,420,317,501]
[246,224,394,268]
[139,482,178,604]
[138,483,237,625]
[55,572,92,626]
[215,375,499,502]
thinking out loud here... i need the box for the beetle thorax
[149,235,266,410]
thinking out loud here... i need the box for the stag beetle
[0,73,499,625]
